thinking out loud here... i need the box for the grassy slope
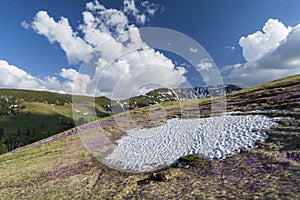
[0,74,299,199]
[0,89,111,152]
[2,102,73,129]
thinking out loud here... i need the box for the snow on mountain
[111,84,243,112]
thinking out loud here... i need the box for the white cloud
[123,0,160,25]
[141,1,159,15]
[233,63,242,68]
[197,59,213,71]
[86,0,105,11]
[101,48,186,99]
[17,1,186,99]
[31,11,93,64]
[21,21,30,29]
[239,19,291,62]
[189,47,198,53]
[0,60,41,89]
[60,68,91,94]
[40,76,62,91]
[123,0,139,16]
[224,19,300,86]
[0,59,92,94]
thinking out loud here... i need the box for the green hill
[0,74,299,199]
[0,89,111,153]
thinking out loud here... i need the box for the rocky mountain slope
[113,84,243,111]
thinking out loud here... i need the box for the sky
[0,0,300,99]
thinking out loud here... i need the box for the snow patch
[103,114,284,172]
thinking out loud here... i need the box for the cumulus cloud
[197,59,213,71]
[0,59,92,95]
[224,19,300,86]
[123,0,160,25]
[31,11,93,64]
[60,68,91,94]
[102,48,186,99]
[0,60,41,89]
[19,0,185,99]
[86,0,105,11]
[239,19,291,62]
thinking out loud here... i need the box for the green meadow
[0,74,299,199]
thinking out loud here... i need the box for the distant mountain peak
[111,84,243,111]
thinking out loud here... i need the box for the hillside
[0,74,299,199]
[0,89,111,153]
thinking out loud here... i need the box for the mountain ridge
[113,84,243,111]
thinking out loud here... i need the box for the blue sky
[0,0,300,98]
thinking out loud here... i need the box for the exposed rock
[150,171,169,182]
[136,178,150,185]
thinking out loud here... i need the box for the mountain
[174,84,243,99]
[0,74,299,199]
[113,84,243,111]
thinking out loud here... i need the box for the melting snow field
[103,114,284,172]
